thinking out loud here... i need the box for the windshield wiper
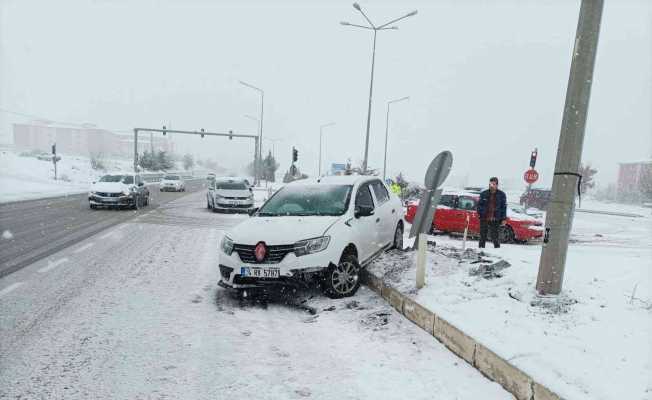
[258,212,278,216]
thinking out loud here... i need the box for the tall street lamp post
[383,96,409,181]
[319,122,336,177]
[239,80,264,185]
[341,3,417,173]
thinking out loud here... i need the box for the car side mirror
[354,205,374,219]
[248,207,259,217]
[138,182,144,187]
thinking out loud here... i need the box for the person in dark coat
[476,177,507,248]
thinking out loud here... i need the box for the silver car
[207,179,254,213]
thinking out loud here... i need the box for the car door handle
[392,209,395,214]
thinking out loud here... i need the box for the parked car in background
[89,174,150,210]
[206,172,216,181]
[520,188,552,211]
[218,176,404,298]
[405,190,543,243]
[207,178,254,213]
[159,175,185,192]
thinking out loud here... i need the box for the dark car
[519,189,552,210]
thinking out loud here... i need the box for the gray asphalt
[0,179,209,278]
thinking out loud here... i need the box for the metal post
[150,131,154,154]
[383,101,390,181]
[416,233,426,289]
[319,127,323,177]
[383,96,408,181]
[259,92,264,185]
[362,29,377,173]
[536,0,604,295]
[133,128,138,173]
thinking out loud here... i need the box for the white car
[207,178,254,213]
[159,174,185,192]
[89,174,150,209]
[218,176,404,298]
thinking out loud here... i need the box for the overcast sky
[1,0,650,189]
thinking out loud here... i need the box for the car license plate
[240,267,280,279]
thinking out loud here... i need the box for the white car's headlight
[294,236,330,257]
[221,235,234,256]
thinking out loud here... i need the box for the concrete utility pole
[383,96,409,181]
[536,0,604,295]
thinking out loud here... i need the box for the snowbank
[369,200,651,400]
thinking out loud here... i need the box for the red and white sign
[255,242,267,262]
[524,169,539,184]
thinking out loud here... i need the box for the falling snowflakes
[2,230,13,240]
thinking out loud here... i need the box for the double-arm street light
[383,96,409,180]
[319,122,336,177]
[239,80,264,185]
[341,3,417,173]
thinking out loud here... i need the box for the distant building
[12,123,171,157]
[617,160,652,203]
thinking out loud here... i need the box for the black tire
[499,225,515,243]
[90,204,96,210]
[322,251,361,299]
[207,198,212,209]
[144,195,149,207]
[392,222,404,250]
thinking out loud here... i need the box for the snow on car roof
[316,175,378,185]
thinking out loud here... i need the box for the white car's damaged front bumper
[218,243,341,290]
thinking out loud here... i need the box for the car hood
[161,180,180,184]
[215,189,251,198]
[228,216,341,245]
[90,182,131,193]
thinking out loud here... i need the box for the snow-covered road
[0,191,511,400]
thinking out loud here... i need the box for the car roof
[289,175,380,186]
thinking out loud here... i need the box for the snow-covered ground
[370,200,652,400]
[0,190,512,399]
[0,151,136,203]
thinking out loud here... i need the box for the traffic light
[292,147,298,162]
[200,128,205,138]
[162,125,167,136]
[529,149,538,168]
[229,130,233,140]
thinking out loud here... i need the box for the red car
[405,192,544,243]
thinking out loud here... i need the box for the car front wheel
[392,223,404,250]
[499,225,515,243]
[322,252,361,299]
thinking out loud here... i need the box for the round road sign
[524,169,539,184]
[424,151,453,190]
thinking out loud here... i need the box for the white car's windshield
[216,182,248,190]
[99,175,133,184]
[258,184,352,217]
[164,175,180,180]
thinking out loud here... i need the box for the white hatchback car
[159,174,185,192]
[218,176,404,298]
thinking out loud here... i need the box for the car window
[370,180,390,204]
[355,184,375,210]
[257,184,352,216]
[99,175,125,183]
[439,194,456,208]
[458,196,477,211]
[216,182,248,190]
[122,176,134,184]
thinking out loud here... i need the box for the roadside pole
[462,214,469,251]
[416,233,426,289]
[536,0,603,295]
[52,143,57,180]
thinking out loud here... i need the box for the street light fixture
[341,4,417,173]
[383,96,409,181]
[319,122,336,177]
[239,80,264,185]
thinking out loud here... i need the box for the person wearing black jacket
[476,177,507,248]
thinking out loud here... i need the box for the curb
[360,269,564,400]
